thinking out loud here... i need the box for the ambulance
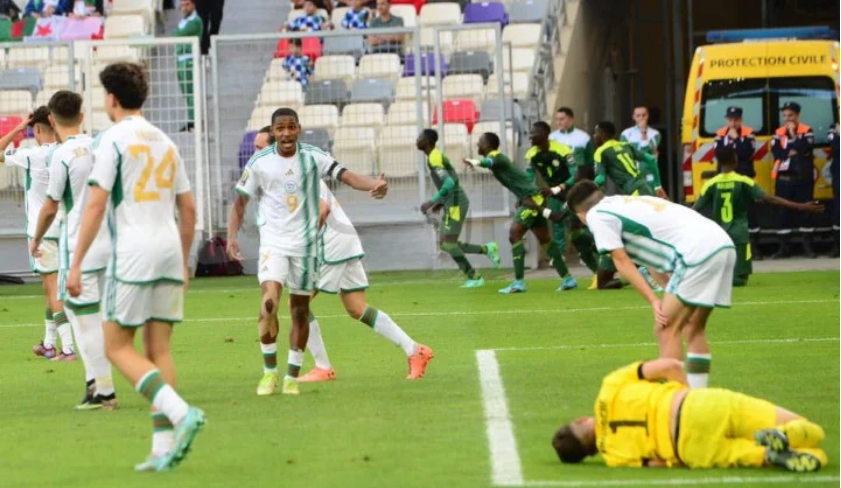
[681,27,839,213]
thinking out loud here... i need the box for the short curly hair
[99,62,148,110]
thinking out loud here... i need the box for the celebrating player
[29,91,117,410]
[67,62,205,472]
[299,180,434,382]
[552,359,827,472]
[416,129,499,288]
[567,181,735,388]
[0,107,76,360]
[227,107,388,396]
[593,121,659,197]
[694,146,824,286]
[463,132,581,293]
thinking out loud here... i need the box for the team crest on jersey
[285,181,298,194]
[552,159,560,167]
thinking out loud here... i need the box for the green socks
[571,230,599,273]
[512,240,526,280]
[441,242,478,279]
[359,306,379,328]
[542,240,570,278]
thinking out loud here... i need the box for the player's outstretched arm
[0,115,30,163]
[758,194,825,214]
[226,193,248,261]
[640,358,687,385]
[339,170,388,199]
[67,186,109,297]
[610,248,667,326]
[176,192,197,287]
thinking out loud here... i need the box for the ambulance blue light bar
[706,27,839,44]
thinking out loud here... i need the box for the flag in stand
[25,16,65,41]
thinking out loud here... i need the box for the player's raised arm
[0,114,30,164]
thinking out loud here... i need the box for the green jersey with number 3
[594,140,652,195]
[693,172,765,244]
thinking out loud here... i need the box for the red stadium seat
[274,37,322,63]
[390,0,426,14]
[432,100,479,133]
[0,116,25,148]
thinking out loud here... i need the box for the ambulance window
[770,76,838,145]
[700,79,767,138]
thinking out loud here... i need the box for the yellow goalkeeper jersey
[594,362,685,467]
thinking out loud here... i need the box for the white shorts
[59,268,104,308]
[30,238,58,274]
[317,258,369,294]
[667,248,736,309]
[257,247,317,296]
[103,279,184,327]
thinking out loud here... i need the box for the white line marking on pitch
[491,337,840,352]
[521,475,839,486]
[0,298,836,329]
[477,350,524,487]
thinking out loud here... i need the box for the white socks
[372,310,416,357]
[71,309,115,396]
[287,349,304,379]
[54,310,75,355]
[686,352,711,389]
[306,317,332,370]
[136,370,188,426]
[44,308,57,348]
[152,430,175,457]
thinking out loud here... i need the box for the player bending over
[30,91,117,410]
[227,108,388,396]
[298,180,434,382]
[567,181,735,388]
[694,146,823,286]
[416,129,500,288]
[0,108,75,360]
[67,63,204,472]
[552,359,827,472]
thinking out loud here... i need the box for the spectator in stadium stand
[293,0,333,13]
[828,123,839,258]
[173,0,203,133]
[771,101,817,259]
[67,0,102,17]
[282,38,314,88]
[341,0,370,29]
[620,106,661,159]
[0,0,22,21]
[368,0,403,54]
[283,0,331,31]
[23,0,64,17]
[196,0,224,55]
[714,106,761,258]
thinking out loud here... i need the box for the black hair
[99,62,148,110]
[29,106,52,129]
[557,107,574,118]
[575,163,595,182]
[258,125,275,144]
[421,128,438,145]
[482,132,500,150]
[47,90,82,124]
[594,121,616,138]
[566,180,602,213]
[552,425,589,464]
[271,107,300,124]
[715,145,737,167]
[532,121,551,134]
[290,38,303,48]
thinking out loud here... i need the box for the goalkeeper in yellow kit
[552,359,827,472]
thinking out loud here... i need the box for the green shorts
[598,254,616,273]
[735,243,753,277]
[440,200,469,237]
[514,194,548,229]
[629,183,656,197]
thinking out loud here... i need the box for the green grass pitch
[0,270,837,488]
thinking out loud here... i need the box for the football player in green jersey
[417,129,500,288]
[593,121,657,197]
[464,132,577,293]
[694,146,823,286]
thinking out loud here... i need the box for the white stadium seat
[299,104,341,135]
[93,45,142,64]
[378,124,421,178]
[503,48,536,73]
[6,46,50,69]
[258,80,304,107]
[104,14,148,39]
[420,2,461,25]
[248,105,277,131]
[396,76,437,101]
[331,7,350,28]
[390,5,417,27]
[487,71,530,99]
[42,64,82,90]
[0,90,32,116]
[358,53,402,83]
[111,0,155,29]
[502,23,541,49]
[333,127,377,174]
[341,103,385,131]
[387,101,430,126]
[455,28,496,53]
[442,123,469,167]
[313,55,356,84]
[442,74,485,106]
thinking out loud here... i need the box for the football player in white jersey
[298,180,434,382]
[567,180,736,389]
[0,107,76,360]
[66,63,204,472]
[226,107,388,397]
[30,91,117,411]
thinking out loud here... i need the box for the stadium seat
[377,124,420,178]
[395,76,437,101]
[0,116,25,149]
[448,50,492,81]
[111,0,155,29]
[471,120,516,156]
[358,53,402,82]
[258,80,304,107]
[403,52,447,77]
[5,46,50,69]
[391,0,426,14]
[90,111,112,132]
[487,71,530,99]
[91,62,109,87]
[387,100,430,126]
[419,2,461,50]
[0,68,42,97]
[104,15,147,39]
[479,98,523,131]
[350,78,395,107]
[341,103,386,131]
[90,86,106,110]
[265,58,289,81]
[314,55,356,84]
[390,5,418,26]
[508,0,548,24]
[238,131,257,169]
[441,74,485,106]
[432,99,479,133]
[300,104,341,135]
[274,37,322,62]
[503,47,535,73]
[287,8,330,23]
[502,23,541,49]
[333,127,377,174]
[35,90,52,108]
[454,28,496,53]
[322,36,365,63]
[248,105,277,131]
[442,123,470,165]
[463,2,507,25]
[305,79,350,108]
[0,90,32,116]
[300,128,332,152]
[331,6,350,27]
[93,45,142,63]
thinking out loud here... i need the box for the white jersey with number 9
[89,115,191,283]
